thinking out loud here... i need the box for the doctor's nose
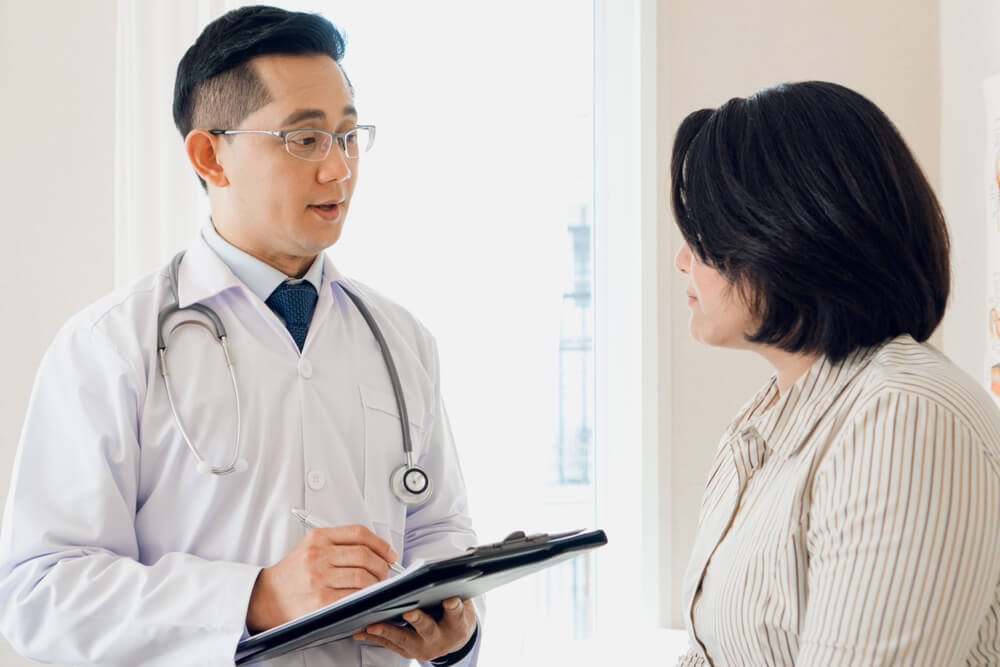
[675,240,692,275]
[317,142,353,184]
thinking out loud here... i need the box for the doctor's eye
[284,130,335,160]
[287,130,318,146]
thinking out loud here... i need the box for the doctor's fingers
[436,598,476,647]
[400,599,467,641]
[319,570,380,595]
[354,602,473,663]
[401,607,444,643]
[362,599,473,657]
[312,524,399,562]
[311,545,392,582]
[439,598,474,632]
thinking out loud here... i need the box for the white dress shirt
[202,222,325,300]
[677,335,1000,666]
[0,228,482,667]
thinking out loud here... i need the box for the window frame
[592,0,684,655]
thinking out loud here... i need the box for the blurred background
[0,0,994,664]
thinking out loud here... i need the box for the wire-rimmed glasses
[209,125,376,161]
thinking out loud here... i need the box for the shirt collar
[742,345,880,459]
[176,225,347,308]
[201,222,325,301]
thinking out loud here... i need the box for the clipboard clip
[468,528,585,554]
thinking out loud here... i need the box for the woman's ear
[184,130,230,188]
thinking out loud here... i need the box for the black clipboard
[235,528,608,665]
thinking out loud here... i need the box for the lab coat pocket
[359,384,425,546]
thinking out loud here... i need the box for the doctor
[0,6,480,666]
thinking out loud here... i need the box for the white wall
[655,0,942,626]
[0,1,116,664]
[939,0,1000,386]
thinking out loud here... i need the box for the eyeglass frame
[208,124,376,161]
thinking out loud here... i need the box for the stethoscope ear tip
[235,458,249,473]
[196,460,213,475]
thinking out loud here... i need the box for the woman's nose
[675,240,691,274]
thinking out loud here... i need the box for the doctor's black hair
[670,81,950,363]
[172,5,348,187]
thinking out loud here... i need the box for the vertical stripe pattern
[675,335,1000,666]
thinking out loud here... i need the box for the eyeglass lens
[284,128,373,160]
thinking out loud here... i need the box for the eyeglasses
[209,125,376,161]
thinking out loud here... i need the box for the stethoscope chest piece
[390,462,433,505]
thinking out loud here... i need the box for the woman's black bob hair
[671,81,950,363]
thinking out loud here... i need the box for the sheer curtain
[114,0,240,286]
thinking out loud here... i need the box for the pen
[290,508,405,574]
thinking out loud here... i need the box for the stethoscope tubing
[158,252,245,474]
[339,287,415,464]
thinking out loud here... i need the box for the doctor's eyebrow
[280,105,358,127]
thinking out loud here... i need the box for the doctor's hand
[246,524,398,633]
[352,597,476,662]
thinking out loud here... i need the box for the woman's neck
[755,346,822,396]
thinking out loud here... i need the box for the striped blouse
[676,335,1000,666]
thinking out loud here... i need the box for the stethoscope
[155,251,434,506]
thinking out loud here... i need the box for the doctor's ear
[184,130,230,188]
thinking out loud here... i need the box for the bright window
[276,0,679,662]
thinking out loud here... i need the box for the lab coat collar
[319,252,347,290]
[175,232,244,309]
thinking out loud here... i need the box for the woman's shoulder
[855,335,1000,446]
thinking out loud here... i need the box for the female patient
[672,81,1000,665]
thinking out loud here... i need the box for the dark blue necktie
[266,282,318,351]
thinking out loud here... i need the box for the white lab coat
[0,234,482,666]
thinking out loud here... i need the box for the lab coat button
[307,469,326,490]
[299,358,313,379]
